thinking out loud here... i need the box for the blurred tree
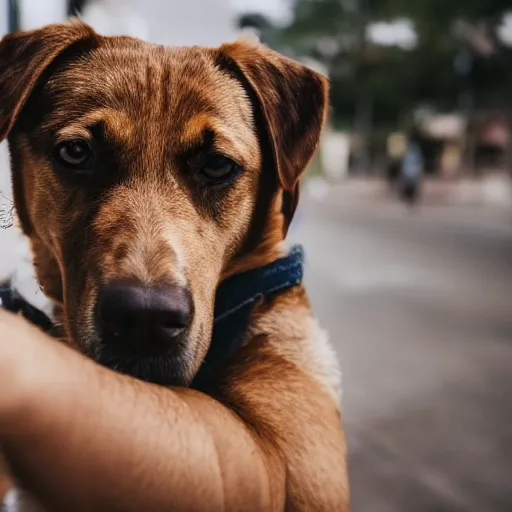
[378,0,511,32]
[379,0,512,110]
[237,0,512,174]
[248,0,512,128]
[238,12,283,49]
[68,0,89,17]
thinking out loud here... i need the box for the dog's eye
[54,140,94,170]
[200,154,240,184]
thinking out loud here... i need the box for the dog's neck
[223,239,286,280]
[221,198,287,280]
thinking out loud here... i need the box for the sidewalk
[304,174,512,209]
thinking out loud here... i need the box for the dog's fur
[0,21,349,510]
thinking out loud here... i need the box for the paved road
[290,198,512,512]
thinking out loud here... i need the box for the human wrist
[0,311,73,438]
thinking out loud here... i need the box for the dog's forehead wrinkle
[48,43,254,134]
[38,46,261,184]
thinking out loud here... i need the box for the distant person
[386,156,401,193]
[399,135,424,206]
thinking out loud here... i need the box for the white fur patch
[250,304,342,406]
[0,141,52,317]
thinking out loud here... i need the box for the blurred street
[291,196,512,512]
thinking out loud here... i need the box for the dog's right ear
[0,21,97,141]
[218,40,329,235]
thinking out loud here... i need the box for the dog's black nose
[96,282,193,356]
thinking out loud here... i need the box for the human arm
[0,310,282,512]
[0,299,349,512]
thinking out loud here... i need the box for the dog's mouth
[88,281,197,386]
[92,325,197,387]
[97,349,194,387]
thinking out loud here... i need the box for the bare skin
[0,310,281,511]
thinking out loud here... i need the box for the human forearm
[0,312,279,511]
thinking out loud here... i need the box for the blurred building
[80,0,238,45]
[412,109,511,177]
[3,0,238,44]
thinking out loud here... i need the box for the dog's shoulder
[248,285,342,406]
[227,286,349,510]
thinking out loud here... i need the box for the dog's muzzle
[95,281,194,384]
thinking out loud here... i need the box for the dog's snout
[96,282,193,355]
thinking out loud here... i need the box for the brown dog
[0,21,349,510]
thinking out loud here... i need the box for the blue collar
[193,244,304,387]
[0,245,305,387]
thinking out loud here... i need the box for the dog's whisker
[0,193,14,229]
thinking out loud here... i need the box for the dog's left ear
[0,21,97,141]
[218,40,329,232]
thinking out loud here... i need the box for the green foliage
[245,0,512,129]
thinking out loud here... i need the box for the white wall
[81,0,149,40]
[19,0,67,29]
[145,0,237,46]
[3,0,239,43]
[0,0,12,272]
[0,0,8,37]
[82,0,238,45]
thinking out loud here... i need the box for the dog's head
[0,22,328,385]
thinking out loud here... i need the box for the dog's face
[0,22,327,386]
